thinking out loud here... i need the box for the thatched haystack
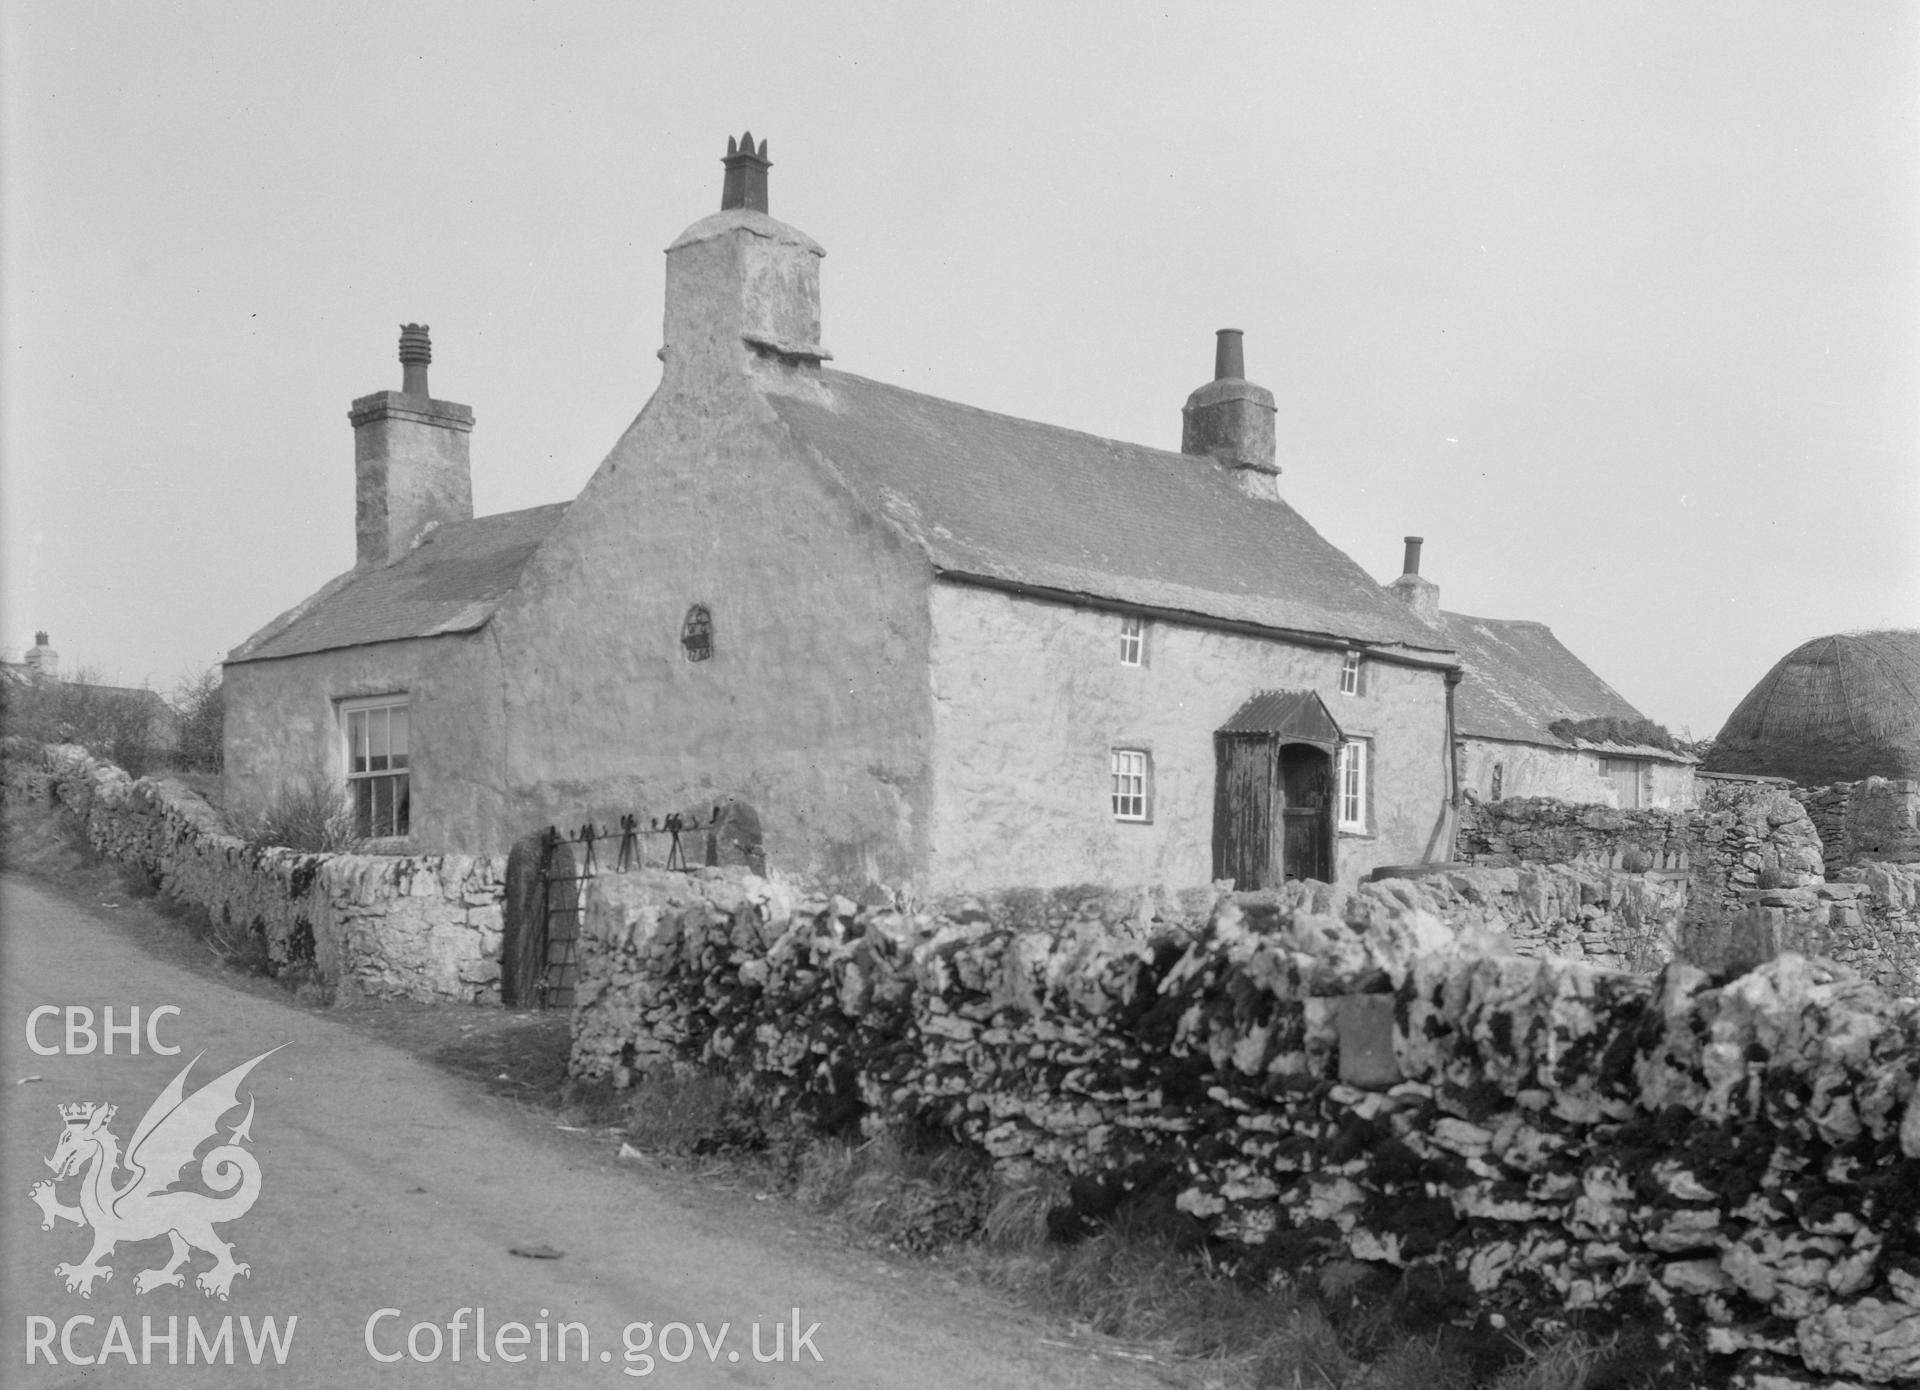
[1703,629,1920,784]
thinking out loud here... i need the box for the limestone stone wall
[7,741,504,1002]
[1371,863,1687,971]
[1458,779,1825,919]
[1730,873,1920,997]
[926,582,1454,892]
[571,868,1920,1387]
[1793,779,1920,876]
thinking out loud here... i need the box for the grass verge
[571,1067,1672,1390]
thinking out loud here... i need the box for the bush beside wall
[5,741,504,1003]
[572,867,1920,1387]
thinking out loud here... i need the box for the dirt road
[1,875,1164,1387]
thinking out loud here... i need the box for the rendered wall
[222,630,506,854]
[924,583,1452,892]
[571,868,1920,1388]
[1460,737,1693,810]
[484,367,935,887]
[10,742,504,1002]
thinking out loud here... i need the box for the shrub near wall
[574,868,1920,1388]
[5,741,504,1003]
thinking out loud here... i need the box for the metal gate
[517,810,726,1010]
[532,825,592,1010]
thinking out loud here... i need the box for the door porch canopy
[1216,689,1346,748]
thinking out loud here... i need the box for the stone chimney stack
[24,631,58,678]
[662,131,828,383]
[1182,329,1279,501]
[349,325,474,568]
[1388,535,1442,625]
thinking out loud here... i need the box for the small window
[1335,740,1369,832]
[341,697,410,838]
[1110,749,1151,821]
[1119,615,1144,666]
[681,604,712,662]
[1490,762,1505,800]
[1339,650,1362,696]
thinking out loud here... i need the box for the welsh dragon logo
[29,1048,282,1300]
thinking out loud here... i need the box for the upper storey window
[1119,616,1144,666]
[1339,650,1362,696]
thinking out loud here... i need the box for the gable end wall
[483,377,936,882]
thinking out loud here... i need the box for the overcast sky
[3,1,1915,738]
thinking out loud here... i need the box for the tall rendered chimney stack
[349,325,474,568]
[1181,329,1279,501]
[661,131,828,383]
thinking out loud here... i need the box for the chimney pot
[34,630,48,647]
[1213,328,1245,381]
[398,323,432,396]
[350,327,473,567]
[720,130,771,213]
[1402,536,1424,577]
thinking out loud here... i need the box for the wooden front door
[1278,743,1333,883]
[1213,735,1278,889]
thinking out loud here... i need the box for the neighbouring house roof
[227,503,570,664]
[767,372,1457,656]
[1436,611,1687,761]
[1703,628,1920,783]
[1217,689,1347,746]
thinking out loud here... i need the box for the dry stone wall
[5,741,504,1002]
[1794,779,1920,877]
[1457,781,1825,920]
[573,867,1920,1387]
[1727,876,1920,999]
[1373,864,1687,971]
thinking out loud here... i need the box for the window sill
[356,835,414,854]
[1336,827,1374,840]
[1113,817,1155,826]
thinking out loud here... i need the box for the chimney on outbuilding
[349,324,474,568]
[1182,329,1279,501]
[1387,535,1442,625]
[661,131,828,382]
[24,631,58,678]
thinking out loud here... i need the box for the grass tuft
[236,768,362,853]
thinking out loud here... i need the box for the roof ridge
[819,367,1194,465]
[1440,610,1555,632]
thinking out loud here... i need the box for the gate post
[500,829,551,1009]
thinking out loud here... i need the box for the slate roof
[768,371,1456,655]
[1437,610,1682,758]
[227,503,569,664]
[232,370,1459,666]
